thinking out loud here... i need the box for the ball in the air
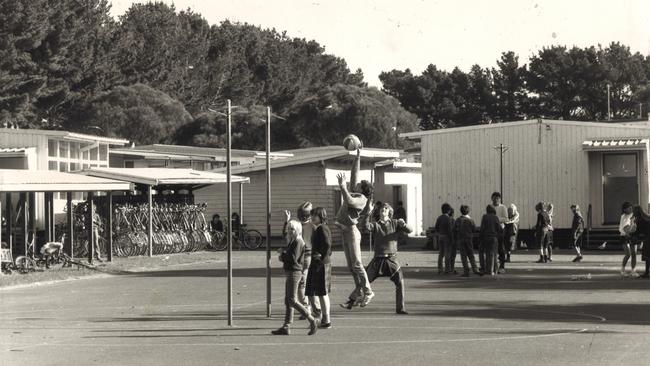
[343,134,362,151]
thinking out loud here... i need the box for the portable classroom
[401,119,650,232]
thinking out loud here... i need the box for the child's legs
[437,236,447,272]
[622,239,631,269]
[497,235,506,268]
[285,271,310,325]
[466,241,478,269]
[319,295,331,323]
[391,269,405,312]
[459,240,470,272]
[478,243,486,271]
[298,257,311,308]
[631,244,637,269]
[447,241,458,271]
[348,226,371,295]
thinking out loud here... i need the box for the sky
[109,0,650,87]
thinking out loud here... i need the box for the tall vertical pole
[239,184,244,225]
[607,83,611,121]
[107,191,113,262]
[66,192,73,258]
[28,192,35,259]
[148,186,153,257]
[226,99,233,326]
[87,191,94,264]
[44,192,50,242]
[21,193,27,256]
[265,106,272,318]
[6,193,12,260]
[500,143,504,201]
[640,103,643,119]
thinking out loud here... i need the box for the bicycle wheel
[210,232,227,251]
[14,256,36,273]
[243,229,264,250]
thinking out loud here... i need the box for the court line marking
[2,328,590,348]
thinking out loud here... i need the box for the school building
[401,119,650,237]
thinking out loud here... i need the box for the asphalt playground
[2,249,650,366]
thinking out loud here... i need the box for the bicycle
[210,224,264,250]
[12,233,70,273]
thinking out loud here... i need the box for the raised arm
[350,148,361,190]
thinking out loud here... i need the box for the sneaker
[620,270,628,277]
[339,300,354,310]
[536,257,545,263]
[271,327,289,335]
[319,322,332,329]
[630,271,640,278]
[396,310,409,315]
[360,292,375,307]
[308,319,318,335]
[576,256,583,262]
[497,268,506,274]
[547,257,553,263]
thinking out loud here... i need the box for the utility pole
[226,99,233,327]
[493,143,510,200]
[607,84,611,121]
[265,106,272,318]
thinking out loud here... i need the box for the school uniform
[306,224,332,296]
[365,218,412,312]
[454,215,479,274]
[434,214,454,273]
[479,213,503,275]
[571,213,585,248]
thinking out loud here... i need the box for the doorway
[603,153,639,224]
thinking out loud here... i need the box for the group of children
[273,148,412,335]
[434,192,519,276]
[618,202,650,278]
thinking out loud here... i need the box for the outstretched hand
[336,172,346,186]
[284,210,291,222]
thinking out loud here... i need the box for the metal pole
[500,143,504,201]
[227,99,233,326]
[265,106,272,318]
[28,192,35,259]
[66,192,73,258]
[21,193,27,256]
[107,191,113,262]
[607,84,611,121]
[640,103,643,119]
[88,191,94,264]
[148,186,153,257]
[44,192,50,242]
[239,184,244,225]
[6,193,12,259]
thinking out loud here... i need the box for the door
[603,153,639,224]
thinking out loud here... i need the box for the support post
[239,183,244,225]
[107,191,113,262]
[21,193,27,256]
[6,193,12,259]
[148,186,153,257]
[87,191,94,264]
[227,99,233,326]
[28,192,35,259]
[265,106,272,318]
[66,192,73,257]
[44,192,50,243]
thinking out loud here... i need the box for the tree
[72,84,192,144]
[492,52,528,121]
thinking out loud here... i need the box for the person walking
[619,202,638,277]
[272,220,318,336]
[336,148,375,309]
[305,207,333,328]
[546,203,555,262]
[455,205,481,276]
[364,203,411,314]
[570,205,585,262]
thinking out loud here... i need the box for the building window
[48,161,57,170]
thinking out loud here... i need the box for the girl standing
[535,202,551,263]
[272,220,318,335]
[504,204,519,263]
[305,208,333,328]
[619,202,638,277]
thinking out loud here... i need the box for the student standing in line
[546,203,555,262]
[305,207,333,328]
[455,205,481,277]
[535,202,551,263]
[364,203,411,314]
[336,148,375,309]
[490,192,509,274]
[570,205,585,262]
[480,205,503,276]
[504,204,520,263]
[272,220,318,335]
[448,208,458,274]
[632,205,650,279]
[434,203,454,274]
[619,202,638,277]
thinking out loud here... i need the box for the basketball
[343,134,362,151]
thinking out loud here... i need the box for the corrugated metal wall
[420,120,650,230]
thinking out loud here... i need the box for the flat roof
[218,146,401,174]
[82,167,249,186]
[0,169,132,192]
[399,119,650,139]
[0,128,129,145]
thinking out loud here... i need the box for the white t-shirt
[493,204,509,228]
[619,213,633,236]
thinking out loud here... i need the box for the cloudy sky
[109,0,650,87]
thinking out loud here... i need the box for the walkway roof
[0,169,132,192]
[82,167,249,187]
